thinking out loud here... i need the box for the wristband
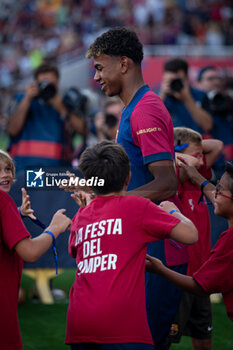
[18,206,22,216]
[44,230,58,275]
[201,180,209,191]
[169,209,179,215]
[198,180,210,204]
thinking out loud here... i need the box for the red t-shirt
[0,190,30,350]
[193,227,233,322]
[65,195,180,345]
[177,160,211,275]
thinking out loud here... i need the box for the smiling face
[183,142,204,168]
[0,160,14,193]
[214,172,233,218]
[93,54,123,97]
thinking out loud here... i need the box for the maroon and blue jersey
[117,85,174,190]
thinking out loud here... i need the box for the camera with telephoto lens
[63,87,87,116]
[207,91,230,116]
[38,80,57,101]
[170,78,184,93]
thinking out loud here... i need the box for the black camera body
[38,80,57,101]
[170,78,184,93]
[63,87,87,116]
[207,91,230,116]
[105,113,118,128]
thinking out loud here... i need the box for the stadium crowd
[0,0,233,89]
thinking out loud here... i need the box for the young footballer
[86,27,190,350]
[65,141,198,350]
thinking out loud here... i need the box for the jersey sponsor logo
[75,218,122,275]
[136,127,161,135]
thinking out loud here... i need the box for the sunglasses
[215,181,233,200]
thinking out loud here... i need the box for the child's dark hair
[164,57,189,76]
[86,27,143,64]
[79,141,130,195]
[34,63,59,80]
[225,162,233,198]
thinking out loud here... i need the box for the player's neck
[121,73,145,107]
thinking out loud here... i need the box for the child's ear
[125,172,131,188]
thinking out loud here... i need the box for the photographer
[94,96,123,141]
[158,58,213,134]
[7,63,86,172]
[197,65,233,179]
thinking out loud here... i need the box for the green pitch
[19,269,233,350]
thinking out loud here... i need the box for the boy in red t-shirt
[167,127,223,349]
[65,141,198,350]
[146,161,233,324]
[0,150,72,350]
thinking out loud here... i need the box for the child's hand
[175,153,199,168]
[176,155,200,180]
[59,171,92,194]
[146,254,164,274]
[48,209,72,237]
[159,201,180,214]
[71,191,95,207]
[20,188,37,220]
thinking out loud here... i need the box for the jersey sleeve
[193,233,233,294]
[141,200,181,243]
[130,104,173,165]
[0,197,30,250]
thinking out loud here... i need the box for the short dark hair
[164,58,189,75]
[197,66,216,81]
[79,141,130,195]
[34,63,59,80]
[225,162,233,198]
[86,27,143,64]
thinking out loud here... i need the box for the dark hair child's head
[79,141,130,195]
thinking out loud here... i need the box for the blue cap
[197,66,216,82]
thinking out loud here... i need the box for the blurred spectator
[0,0,233,93]
[157,57,213,134]
[7,62,86,173]
[197,65,233,179]
[94,96,123,141]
